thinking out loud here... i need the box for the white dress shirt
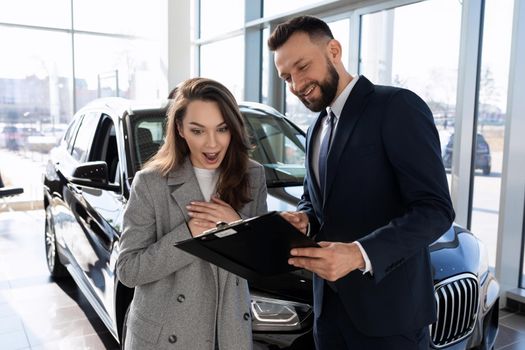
[310,76,373,275]
[311,76,358,187]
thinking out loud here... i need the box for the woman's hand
[187,196,241,224]
[187,217,216,237]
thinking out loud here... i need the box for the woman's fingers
[188,210,218,222]
[210,196,229,206]
[187,198,240,223]
[187,201,220,212]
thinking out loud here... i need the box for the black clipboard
[174,211,319,281]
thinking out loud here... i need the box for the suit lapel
[307,110,326,201]
[323,77,375,206]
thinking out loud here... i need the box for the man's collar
[327,75,360,119]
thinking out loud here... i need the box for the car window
[133,118,165,169]
[89,115,120,185]
[244,112,306,186]
[3,126,17,133]
[71,112,101,162]
[127,109,306,187]
[62,114,83,152]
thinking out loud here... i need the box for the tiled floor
[0,210,118,350]
[1,209,525,350]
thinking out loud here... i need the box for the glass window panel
[284,91,314,132]
[73,0,162,37]
[0,26,74,152]
[360,0,462,190]
[200,36,244,102]
[200,0,244,38]
[471,0,513,271]
[0,0,71,29]
[263,0,323,18]
[74,34,162,109]
[284,18,350,132]
[262,27,270,104]
[328,18,349,70]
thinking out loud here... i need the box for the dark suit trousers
[314,285,429,350]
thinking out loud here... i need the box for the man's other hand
[280,211,309,234]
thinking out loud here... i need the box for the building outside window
[471,0,513,269]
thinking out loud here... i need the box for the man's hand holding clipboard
[280,211,366,282]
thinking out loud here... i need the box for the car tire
[482,166,491,175]
[45,206,69,278]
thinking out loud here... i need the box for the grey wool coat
[117,158,268,350]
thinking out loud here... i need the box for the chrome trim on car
[430,273,479,348]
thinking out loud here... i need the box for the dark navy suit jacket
[298,76,455,337]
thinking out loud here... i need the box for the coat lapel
[324,76,375,206]
[167,158,205,223]
[167,157,219,286]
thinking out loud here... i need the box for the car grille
[430,273,479,348]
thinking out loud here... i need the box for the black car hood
[429,226,481,282]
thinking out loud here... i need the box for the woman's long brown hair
[145,77,252,210]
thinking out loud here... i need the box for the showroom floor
[1,210,525,350]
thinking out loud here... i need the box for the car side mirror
[70,161,120,192]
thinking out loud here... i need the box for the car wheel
[45,206,69,278]
[482,166,491,175]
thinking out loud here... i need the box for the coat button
[168,334,177,343]
[235,277,239,286]
[177,294,185,303]
[243,313,250,321]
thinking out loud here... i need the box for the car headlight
[251,294,312,332]
[477,240,489,284]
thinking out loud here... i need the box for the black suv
[2,125,21,150]
[442,133,492,175]
[43,98,499,349]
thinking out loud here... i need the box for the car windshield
[128,110,306,187]
[243,111,306,187]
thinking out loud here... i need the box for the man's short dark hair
[267,16,334,51]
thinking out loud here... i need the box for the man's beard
[299,61,339,112]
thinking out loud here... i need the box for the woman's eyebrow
[188,121,227,127]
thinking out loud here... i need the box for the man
[269,16,454,349]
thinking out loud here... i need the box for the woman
[117,78,268,349]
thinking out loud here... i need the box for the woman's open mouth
[203,152,220,164]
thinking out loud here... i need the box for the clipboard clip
[199,219,245,236]
[217,218,244,228]
[215,221,228,229]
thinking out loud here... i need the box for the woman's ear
[176,123,184,138]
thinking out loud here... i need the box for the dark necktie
[318,111,335,193]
